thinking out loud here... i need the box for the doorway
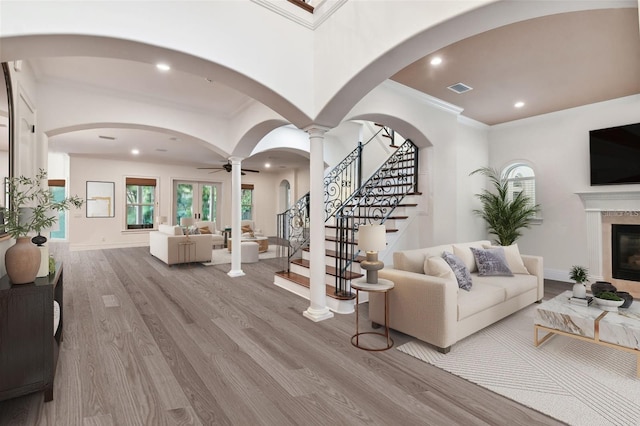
[174,180,221,225]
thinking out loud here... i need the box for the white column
[228,156,245,278]
[302,126,334,322]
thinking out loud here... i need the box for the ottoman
[241,241,259,263]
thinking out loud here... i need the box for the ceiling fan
[197,160,260,176]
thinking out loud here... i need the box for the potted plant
[4,169,83,284]
[569,265,589,298]
[470,167,539,246]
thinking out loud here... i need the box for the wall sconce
[357,224,386,284]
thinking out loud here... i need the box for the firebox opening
[612,224,640,282]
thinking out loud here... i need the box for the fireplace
[611,224,640,282]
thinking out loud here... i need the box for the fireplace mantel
[576,190,640,283]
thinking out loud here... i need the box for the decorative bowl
[593,296,625,312]
[615,291,634,309]
[591,281,617,296]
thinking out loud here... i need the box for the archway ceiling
[32,7,640,167]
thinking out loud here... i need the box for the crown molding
[382,79,464,116]
[250,0,347,30]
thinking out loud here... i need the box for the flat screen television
[590,122,640,185]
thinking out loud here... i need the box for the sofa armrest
[369,268,459,350]
[521,254,544,301]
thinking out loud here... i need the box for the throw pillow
[241,225,253,233]
[423,256,456,281]
[199,226,212,234]
[482,243,529,274]
[442,251,472,290]
[452,244,478,272]
[470,247,513,277]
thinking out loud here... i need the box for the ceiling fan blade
[208,169,224,174]
[197,167,223,170]
[241,168,260,173]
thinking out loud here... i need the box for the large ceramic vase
[5,236,41,284]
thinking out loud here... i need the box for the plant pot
[572,283,586,298]
[5,236,41,284]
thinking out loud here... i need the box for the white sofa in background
[194,220,225,248]
[149,224,213,265]
[369,240,543,353]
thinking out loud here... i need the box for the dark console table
[0,262,63,402]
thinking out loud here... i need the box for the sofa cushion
[423,256,455,281]
[457,282,506,320]
[199,226,212,234]
[452,241,491,272]
[393,244,453,274]
[442,251,472,291]
[470,247,513,277]
[473,274,538,300]
[158,224,182,235]
[482,243,529,274]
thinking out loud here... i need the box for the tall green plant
[470,167,539,246]
[5,169,84,239]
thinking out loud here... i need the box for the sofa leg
[535,299,543,304]
[436,346,451,354]
[371,322,381,329]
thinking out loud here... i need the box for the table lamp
[180,217,194,238]
[357,224,386,284]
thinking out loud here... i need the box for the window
[241,184,254,220]
[48,179,67,239]
[503,163,538,216]
[126,177,156,229]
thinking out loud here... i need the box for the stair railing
[276,126,386,268]
[333,139,418,296]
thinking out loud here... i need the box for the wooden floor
[0,245,569,426]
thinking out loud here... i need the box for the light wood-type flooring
[0,245,568,425]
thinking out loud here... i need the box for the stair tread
[275,271,356,300]
[302,248,366,262]
[291,259,363,279]
[325,225,399,232]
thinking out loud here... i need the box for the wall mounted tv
[590,122,640,186]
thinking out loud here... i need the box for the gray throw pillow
[470,247,513,277]
[442,251,472,290]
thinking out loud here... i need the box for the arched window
[503,163,538,216]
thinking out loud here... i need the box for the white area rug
[201,246,279,266]
[397,304,640,426]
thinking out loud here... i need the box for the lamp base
[360,251,384,284]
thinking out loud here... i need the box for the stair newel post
[302,125,334,322]
[411,141,419,193]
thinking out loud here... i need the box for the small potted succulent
[569,265,589,299]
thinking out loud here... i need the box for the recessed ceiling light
[514,101,525,108]
[265,163,271,168]
[156,63,170,71]
[430,56,442,66]
[131,149,140,155]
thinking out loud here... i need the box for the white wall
[489,94,640,277]
[67,155,285,250]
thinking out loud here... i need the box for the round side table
[350,277,395,351]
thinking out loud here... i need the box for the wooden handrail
[287,0,313,13]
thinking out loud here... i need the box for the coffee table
[534,290,640,377]
[227,237,268,253]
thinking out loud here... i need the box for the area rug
[397,304,640,426]
[201,246,279,266]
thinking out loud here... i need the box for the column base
[303,307,334,322]
[227,269,245,278]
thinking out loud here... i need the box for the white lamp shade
[357,224,386,252]
[180,217,195,227]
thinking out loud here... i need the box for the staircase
[274,131,420,313]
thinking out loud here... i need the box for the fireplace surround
[577,191,640,298]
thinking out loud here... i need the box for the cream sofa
[149,224,213,265]
[194,220,225,248]
[370,240,543,353]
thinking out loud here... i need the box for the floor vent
[447,82,473,94]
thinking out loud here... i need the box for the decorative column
[228,156,245,277]
[585,209,603,280]
[303,126,334,322]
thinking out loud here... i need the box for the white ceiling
[3,7,640,170]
